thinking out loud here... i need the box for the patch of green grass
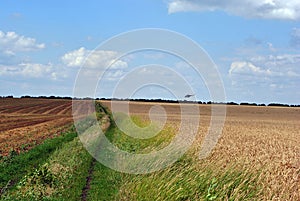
[87,162,123,201]
[0,127,77,191]
[47,137,93,200]
[85,122,124,201]
[108,113,176,154]
[1,137,93,201]
[117,160,263,201]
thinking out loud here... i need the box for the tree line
[0,95,299,107]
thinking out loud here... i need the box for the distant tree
[82,97,93,100]
[240,102,257,106]
[258,103,266,106]
[21,95,31,98]
[268,103,289,107]
[227,102,238,105]
[62,96,72,100]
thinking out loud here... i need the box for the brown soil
[0,98,73,155]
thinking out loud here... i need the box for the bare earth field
[101,100,300,200]
[0,98,73,156]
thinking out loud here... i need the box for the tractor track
[81,104,111,201]
[81,158,97,201]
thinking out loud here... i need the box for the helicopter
[184,94,195,98]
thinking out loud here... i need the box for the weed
[206,178,218,200]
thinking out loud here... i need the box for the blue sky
[0,0,299,104]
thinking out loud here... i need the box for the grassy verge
[86,160,123,201]
[116,160,262,200]
[0,127,77,192]
[1,136,93,201]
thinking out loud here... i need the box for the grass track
[0,127,77,192]
[0,136,93,200]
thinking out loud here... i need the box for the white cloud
[229,61,272,76]
[61,47,128,69]
[229,54,299,100]
[105,70,125,81]
[230,54,300,78]
[251,54,300,68]
[110,60,128,69]
[228,53,300,101]
[168,0,300,20]
[61,47,87,67]
[0,63,59,80]
[267,43,276,52]
[0,31,67,81]
[0,30,45,54]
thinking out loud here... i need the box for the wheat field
[101,101,300,200]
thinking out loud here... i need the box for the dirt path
[81,114,111,201]
[81,158,97,201]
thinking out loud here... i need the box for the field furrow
[57,104,72,115]
[44,102,71,115]
[0,116,57,132]
[0,98,73,156]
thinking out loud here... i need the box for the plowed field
[0,98,73,155]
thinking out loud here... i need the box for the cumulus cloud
[229,53,300,99]
[0,63,59,80]
[229,54,300,78]
[61,47,128,69]
[0,30,45,54]
[228,54,300,103]
[250,54,300,69]
[229,61,272,76]
[167,0,300,20]
[0,31,65,81]
[105,70,125,81]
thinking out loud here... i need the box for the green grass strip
[0,126,77,191]
[0,137,93,201]
[86,161,123,201]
